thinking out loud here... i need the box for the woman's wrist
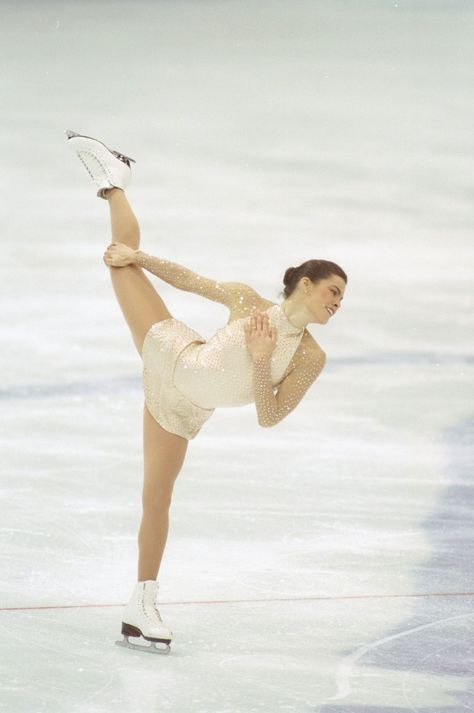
[252,354,271,365]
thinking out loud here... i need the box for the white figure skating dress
[65,131,325,442]
[142,302,306,439]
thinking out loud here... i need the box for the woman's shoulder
[296,330,326,364]
[226,291,276,324]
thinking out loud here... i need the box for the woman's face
[306,274,346,324]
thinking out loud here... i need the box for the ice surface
[1,1,473,712]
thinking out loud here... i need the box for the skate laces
[152,596,164,622]
[77,150,112,183]
[141,590,164,623]
[143,605,163,624]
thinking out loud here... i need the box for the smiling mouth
[325,307,335,316]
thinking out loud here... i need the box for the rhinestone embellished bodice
[173,303,305,409]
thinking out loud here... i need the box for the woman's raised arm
[134,250,257,308]
[103,242,259,309]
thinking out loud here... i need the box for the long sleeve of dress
[135,251,255,307]
[253,349,326,427]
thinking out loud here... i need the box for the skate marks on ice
[310,417,474,712]
[312,611,474,712]
[0,611,118,711]
[218,652,318,709]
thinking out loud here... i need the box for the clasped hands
[244,311,277,361]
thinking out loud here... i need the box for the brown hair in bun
[282,260,347,298]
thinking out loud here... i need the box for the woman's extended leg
[105,187,172,354]
[138,404,188,580]
[104,188,189,581]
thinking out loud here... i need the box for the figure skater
[66,130,347,654]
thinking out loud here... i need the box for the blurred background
[1,1,473,712]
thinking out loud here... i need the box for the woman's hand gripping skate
[244,310,277,361]
[103,242,137,267]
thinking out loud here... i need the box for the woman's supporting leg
[138,403,189,581]
[105,187,173,354]
[104,189,188,580]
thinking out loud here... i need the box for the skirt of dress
[142,318,215,440]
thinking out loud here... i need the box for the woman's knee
[142,496,172,516]
[142,483,174,513]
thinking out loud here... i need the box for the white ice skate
[115,580,172,654]
[65,129,135,199]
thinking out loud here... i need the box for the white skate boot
[65,129,135,199]
[115,580,172,654]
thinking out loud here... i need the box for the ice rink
[1,1,473,711]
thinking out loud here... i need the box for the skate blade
[115,635,170,655]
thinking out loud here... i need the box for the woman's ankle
[105,187,124,200]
